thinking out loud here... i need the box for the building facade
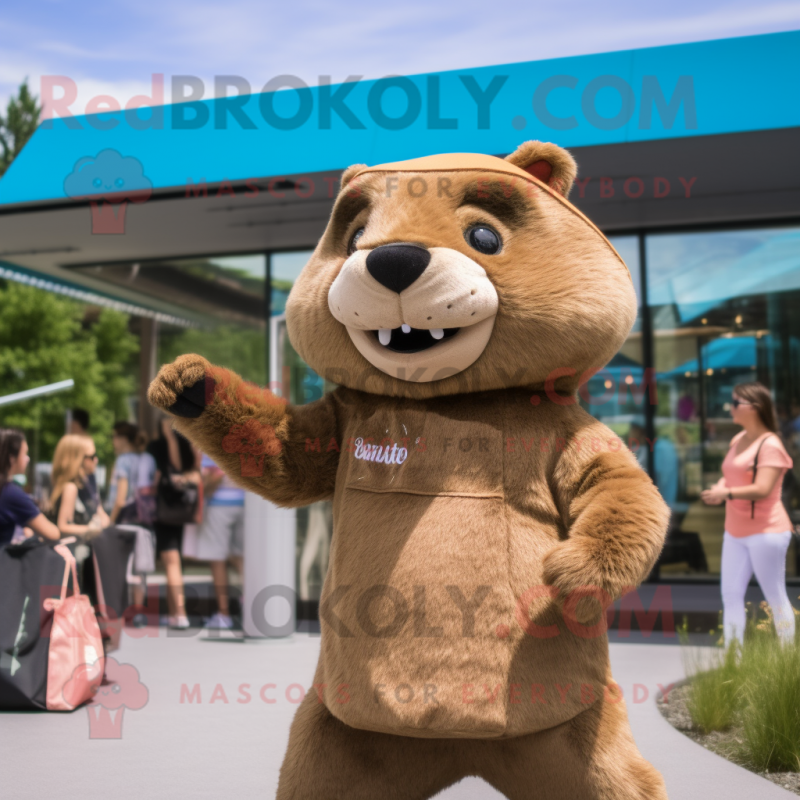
[1,31,799,594]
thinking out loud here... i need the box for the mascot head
[286,140,636,399]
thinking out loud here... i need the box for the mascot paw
[542,541,613,625]
[148,354,211,418]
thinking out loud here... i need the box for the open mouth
[345,316,495,382]
[372,325,460,353]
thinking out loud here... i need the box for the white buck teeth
[377,327,448,347]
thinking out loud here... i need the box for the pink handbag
[43,544,105,711]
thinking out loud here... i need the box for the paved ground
[2,628,794,799]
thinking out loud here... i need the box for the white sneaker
[204,612,234,630]
[168,615,190,629]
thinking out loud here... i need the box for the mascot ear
[339,163,368,192]
[504,141,577,198]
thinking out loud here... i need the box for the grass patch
[678,600,800,774]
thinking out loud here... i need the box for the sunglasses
[731,399,754,408]
[84,452,98,460]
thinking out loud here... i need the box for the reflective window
[154,254,267,386]
[579,235,647,447]
[647,226,800,577]
[271,250,313,317]
[73,254,268,386]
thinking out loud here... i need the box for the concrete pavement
[1,628,793,799]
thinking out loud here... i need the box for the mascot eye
[348,228,365,255]
[465,226,502,255]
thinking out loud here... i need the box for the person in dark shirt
[69,409,90,435]
[146,417,200,629]
[0,428,60,544]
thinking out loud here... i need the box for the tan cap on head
[344,146,626,276]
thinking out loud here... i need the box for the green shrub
[681,598,800,771]
[686,642,742,733]
[738,634,800,772]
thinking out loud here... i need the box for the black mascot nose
[366,243,431,293]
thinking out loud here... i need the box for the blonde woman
[49,435,109,538]
[701,382,796,647]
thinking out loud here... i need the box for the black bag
[82,526,137,651]
[156,468,199,526]
[0,538,76,709]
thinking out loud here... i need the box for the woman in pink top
[701,381,796,647]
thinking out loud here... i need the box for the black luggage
[84,526,137,652]
[0,539,67,709]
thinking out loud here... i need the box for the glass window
[153,254,268,387]
[647,226,800,577]
[72,253,268,386]
[579,235,647,451]
[271,250,313,317]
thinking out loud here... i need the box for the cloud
[63,149,152,200]
[2,0,800,124]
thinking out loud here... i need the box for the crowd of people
[0,409,243,630]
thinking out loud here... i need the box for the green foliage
[0,78,42,178]
[0,281,138,465]
[682,600,800,772]
[0,80,138,469]
[738,635,800,772]
[93,308,140,417]
[159,324,266,386]
[686,643,742,733]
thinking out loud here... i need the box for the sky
[2,0,800,118]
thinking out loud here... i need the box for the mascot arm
[543,425,669,611]
[147,354,341,507]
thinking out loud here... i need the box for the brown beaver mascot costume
[149,140,670,799]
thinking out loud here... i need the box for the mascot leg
[276,691,468,800]
[479,695,668,800]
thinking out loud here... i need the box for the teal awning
[0,30,798,208]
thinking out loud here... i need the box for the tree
[0,280,138,466]
[159,324,266,387]
[0,82,139,473]
[0,78,42,178]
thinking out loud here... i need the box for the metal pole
[0,379,75,407]
[241,312,296,639]
[637,233,656,480]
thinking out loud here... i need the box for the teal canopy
[0,30,798,208]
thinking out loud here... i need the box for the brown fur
[285,153,635,401]
[503,139,578,198]
[148,141,670,799]
[340,162,367,187]
[276,684,667,799]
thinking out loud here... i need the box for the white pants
[721,530,796,646]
